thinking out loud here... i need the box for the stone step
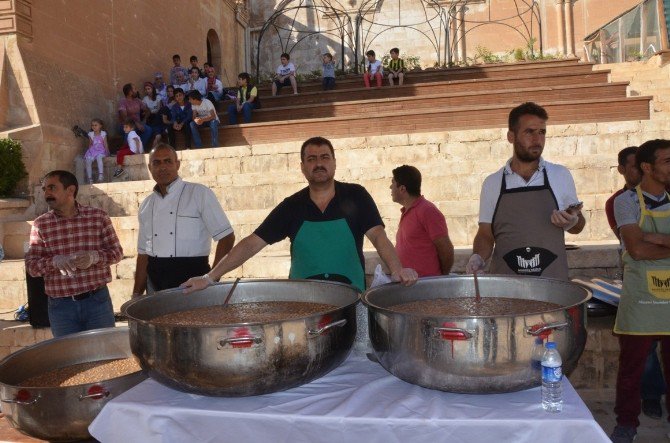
[0,199,30,218]
[259,67,609,109]
[0,242,621,314]
[256,59,586,94]
[220,82,630,124]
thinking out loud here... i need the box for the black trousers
[147,256,210,292]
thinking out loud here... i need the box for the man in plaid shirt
[25,170,123,337]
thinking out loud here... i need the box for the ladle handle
[308,319,347,337]
[525,322,568,336]
[1,396,40,405]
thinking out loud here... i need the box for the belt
[69,285,105,301]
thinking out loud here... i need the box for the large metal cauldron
[121,279,359,396]
[0,327,146,442]
[362,275,590,394]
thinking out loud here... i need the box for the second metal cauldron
[121,279,359,396]
[362,275,590,394]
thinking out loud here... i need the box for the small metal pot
[0,326,145,442]
[121,279,359,396]
[362,275,590,394]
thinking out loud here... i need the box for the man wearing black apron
[610,139,670,442]
[182,136,418,294]
[467,102,585,279]
[132,144,235,295]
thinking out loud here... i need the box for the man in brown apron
[466,102,585,279]
[610,139,670,443]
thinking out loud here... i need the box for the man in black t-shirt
[182,136,418,293]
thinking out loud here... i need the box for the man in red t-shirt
[391,165,454,277]
[605,146,640,239]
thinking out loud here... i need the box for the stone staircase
[2,57,668,315]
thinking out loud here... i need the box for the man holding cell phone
[466,102,585,280]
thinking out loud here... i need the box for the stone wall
[1,0,246,189]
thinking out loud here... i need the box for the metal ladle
[222,278,241,307]
[473,271,481,303]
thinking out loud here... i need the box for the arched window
[206,29,222,75]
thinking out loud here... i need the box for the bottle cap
[546,342,557,349]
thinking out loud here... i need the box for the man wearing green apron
[610,139,670,443]
[182,136,418,293]
[466,102,585,279]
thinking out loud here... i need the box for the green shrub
[0,138,28,197]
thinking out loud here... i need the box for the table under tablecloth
[89,353,610,443]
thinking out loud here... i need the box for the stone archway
[206,29,222,75]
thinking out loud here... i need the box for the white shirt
[137,178,233,257]
[142,96,162,114]
[276,62,296,77]
[185,77,207,95]
[191,99,219,122]
[206,78,224,94]
[126,130,143,154]
[478,158,579,223]
[366,60,383,75]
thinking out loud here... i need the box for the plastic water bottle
[531,337,544,374]
[541,341,563,412]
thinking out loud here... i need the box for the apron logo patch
[646,270,670,299]
[503,247,557,276]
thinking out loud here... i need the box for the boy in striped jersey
[387,48,406,86]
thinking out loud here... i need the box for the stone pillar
[458,6,467,62]
[555,0,566,55]
[450,11,459,63]
[564,0,575,56]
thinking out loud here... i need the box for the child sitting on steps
[114,119,144,178]
[85,118,109,184]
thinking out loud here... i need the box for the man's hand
[52,254,77,275]
[180,274,214,294]
[391,268,418,286]
[73,251,100,270]
[551,209,579,231]
[465,253,486,274]
[194,117,203,125]
[237,105,243,112]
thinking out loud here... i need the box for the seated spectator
[167,88,192,148]
[173,70,189,91]
[190,55,205,78]
[186,67,206,95]
[364,50,383,88]
[169,54,189,86]
[322,53,336,91]
[142,82,165,147]
[228,72,259,125]
[154,72,168,104]
[114,118,144,177]
[387,48,406,86]
[165,85,177,108]
[118,83,152,148]
[205,66,225,103]
[188,90,219,149]
[271,53,298,96]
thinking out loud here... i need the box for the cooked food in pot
[392,297,562,316]
[151,301,338,326]
[20,358,141,387]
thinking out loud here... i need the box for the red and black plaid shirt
[25,203,123,298]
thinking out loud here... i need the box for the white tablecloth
[89,353,610,443]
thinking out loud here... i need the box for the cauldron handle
[308,319,347,337]
[525,322,568,336]
[433,327,473,340]
[1,396,40,405]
